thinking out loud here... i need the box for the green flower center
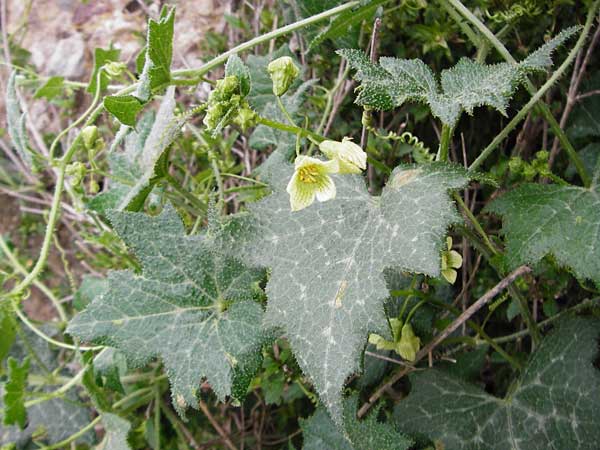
[298,166,320,183]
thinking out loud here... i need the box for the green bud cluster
[66,161,87,187]
[509,150,552,181]
[203,75,256,134]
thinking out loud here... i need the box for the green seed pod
[267,56,300,97]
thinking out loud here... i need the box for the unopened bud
[66,162,86,186]
[233,104,257,132]
[267,56,299,97]
[81,126,99,150]
[397,323,420,362]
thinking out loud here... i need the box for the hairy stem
[40,415,102,450]
[174,1,362,79]
[0,235,67,322]
[437,124,453,162]
[12,301,102,352]
[491,297,600,344]
[257,116,324,143]
[468,7,598,176]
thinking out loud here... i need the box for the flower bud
[267,56,300,97]
[396,323,420,362]
[508,157,524,174]
[233,103,257,132]
[66,162,86,187]
[81,126,99,150]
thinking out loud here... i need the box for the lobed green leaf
[224,159,470,423]
[68,205,267,415]
[394,317,600,450]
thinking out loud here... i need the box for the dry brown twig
[198,399,238,450]
[357,265,532,419]
[549,21,600,167]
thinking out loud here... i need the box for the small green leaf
[6,72,32,167]
[3,358,29,429]
[103,95,144,127]
[68,205,267,415]
[301,395,413,450]
[87,47,121,94]
[135,6,175,101]
[33,76,64,100]
[0,310,16,368]
[225,54,251,97]
[394,317,600,450]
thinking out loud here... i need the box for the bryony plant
[2,1,600,449]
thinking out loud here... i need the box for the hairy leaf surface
[96,414,132,450]
[301,396,413,450]
[340,26,579,126]
[227,160,469,422]
[486,172,600,285]
[87,112,154,214]
[68,205,266,414]
[394,317,600,450]
[6,72,32,167]
[135,6,175,101]
[3,358,29,428]
[119,87,183,211]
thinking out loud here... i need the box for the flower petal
[341,137,367,170]
[448,250,463,269]
[315,175,336,202]
[319,137,366,174]
[294,155,339,174]
[287,172,316,212]
[442,268,457,284]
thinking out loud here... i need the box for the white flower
[286,156,339,212]
[319,137,367,174]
